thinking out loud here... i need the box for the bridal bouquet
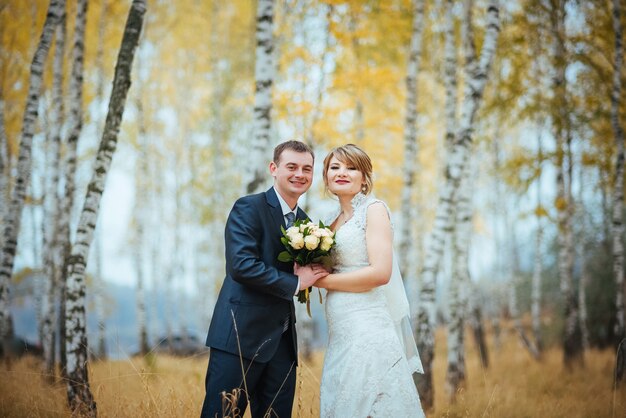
[278,219,335,316]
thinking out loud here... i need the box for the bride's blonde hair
[322,144,373,195]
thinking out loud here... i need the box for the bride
[315,144,425,418]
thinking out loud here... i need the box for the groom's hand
[295,263,328,290]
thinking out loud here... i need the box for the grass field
[1,327,625,417]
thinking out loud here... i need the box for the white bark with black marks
[58,0,89,377]
[446,161,473,401]
[442,0,470,399]
[92,0,110,361]
[0,0,65,344]
[0,97,8,250]
[399,0,425,277]
[42,13,67,378]
[247,0,276,194]
[611,0,626,387]
[549,0,583,368]
[415,0,500,409]
[64,0,145,414]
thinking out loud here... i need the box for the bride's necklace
[336,210,353,228]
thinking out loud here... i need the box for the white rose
[286,227,300,241]
[290,233,305,250]
[320,236,334,251]
[304,234,320,251]
[317,228,330,237]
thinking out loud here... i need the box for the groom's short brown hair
[273,140,314,165]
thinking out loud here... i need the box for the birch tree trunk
[446,162,473,400]
[531,150,544,353]
[611,0,626,386]
[246,0,276,194]
[92,0,109,361]
[415,0,500,409]
[42,14,67,378]
[0,0,65,350]
[348,11,365,144]
[550,0,583,369]
[93,228,107,359]
[577,162,589,351]
[64,0,145,413]
[58,0,88,378]
[398,0,425,277]
[443,0,469,399]
[0,96,7,233]
[134,98,149,356]
[305,3,332,148]
[0,96,6,327]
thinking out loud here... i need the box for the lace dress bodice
[320,193,424,418]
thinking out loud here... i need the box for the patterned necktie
[286,212,296,228]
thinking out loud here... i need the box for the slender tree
[611,0,626,386]
[305,3,333,148]
[550,0,584,369]
[415,0,500,409]
[246,0,276,194]
[41,12,67,378]
[398,0,425,278]
[134,98,149,356]
[348,8,365,144]
[57,0,88,378]
[92,0,110,361]
[443,0,470,399]
[577,153,590,351]
[0,93,7,231]
[531,131,545,353]
[93,228,107,359]
[64,0,146,413]
[0,0,65,352]
[446,161,474,400]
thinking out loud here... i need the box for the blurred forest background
[1,0,625,416]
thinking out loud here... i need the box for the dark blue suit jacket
[206,188,307,363]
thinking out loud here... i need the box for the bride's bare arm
[315,202,393,292]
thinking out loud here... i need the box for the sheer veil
[385,250,424,374]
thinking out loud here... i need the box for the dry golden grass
[1,328,625,417]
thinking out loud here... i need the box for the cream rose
[320,236,333,251]
[304,234,320,251]
[290,233,305,250]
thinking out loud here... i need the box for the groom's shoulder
[232,190,267,209]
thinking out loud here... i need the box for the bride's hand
[295,263,328,289]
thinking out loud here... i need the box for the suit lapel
[296,207,308,223]
[265,187,287,229]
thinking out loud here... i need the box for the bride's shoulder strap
[356,196,393,230]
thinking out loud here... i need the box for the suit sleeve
[225,197,297,300]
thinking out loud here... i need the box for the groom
[201,140,328,418]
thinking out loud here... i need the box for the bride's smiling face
[326,156,365,197]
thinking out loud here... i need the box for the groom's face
[270,149,314,202]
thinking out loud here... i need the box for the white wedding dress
[320,193,425,418]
